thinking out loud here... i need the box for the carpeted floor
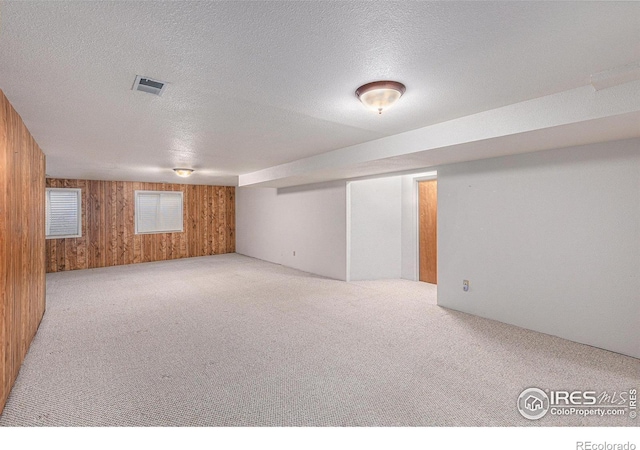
[1,253,637,426]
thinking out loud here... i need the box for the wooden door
[419,180,437,284]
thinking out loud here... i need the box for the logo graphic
[518,387,550,420]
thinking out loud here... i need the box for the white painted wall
[437,138,640,358]
[236,181,348,280]
[400,174,418,281]
[348,177,402,281]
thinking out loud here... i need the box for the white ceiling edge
[42,168,239,187]
[239,81,640,188]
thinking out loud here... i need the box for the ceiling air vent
[132,75,167,96]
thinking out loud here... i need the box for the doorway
[418,180,437,284]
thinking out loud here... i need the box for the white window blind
[46,188,82,239]
[135,191,183,234]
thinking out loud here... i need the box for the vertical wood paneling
[45,178,235,272]
[227,187,236,253]
[116,181,125,266]
[56,238,65,272]
[91,181,99,268]
[218,187,227,254]
[202,187,209,256]
[187,185,197,257]
[206,186,214,255]
[97,180,106,268]
[45,240,54,273]
[124,182,134,266]
[107,181,117,267]
[0,90,46,414]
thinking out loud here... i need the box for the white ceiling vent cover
[132,75,167,96]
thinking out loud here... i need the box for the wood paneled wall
[0,90,46,414]
[45,179,235,272]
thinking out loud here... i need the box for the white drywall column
[348,177,402,281]
[437,138,640,358]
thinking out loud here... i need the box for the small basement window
[135,190,183,234]
[46,188,82,239]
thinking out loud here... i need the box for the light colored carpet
[0,253,637,426]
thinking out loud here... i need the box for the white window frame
[134,190,184,235]
[45,188,82,239]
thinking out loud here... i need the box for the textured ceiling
[0,1,638,185]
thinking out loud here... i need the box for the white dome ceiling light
[355,80,406,114]
[173,168,194,177]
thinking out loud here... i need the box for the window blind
[135,191,183,234]
[46,188,82,238]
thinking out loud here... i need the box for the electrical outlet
[293,251,296,256]
[463,280,470,292]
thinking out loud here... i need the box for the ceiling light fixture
[173,168,194,177]
[355,80,406,114]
